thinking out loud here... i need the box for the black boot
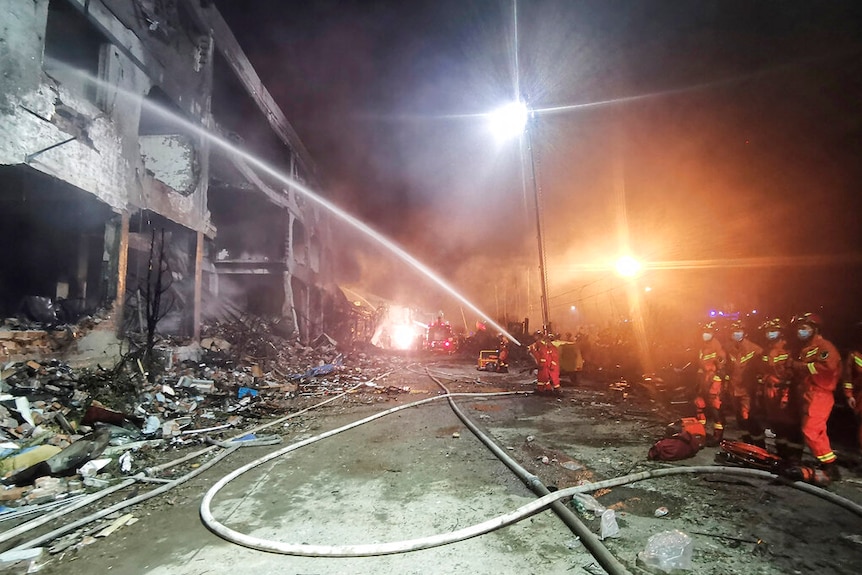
[821,462,841,482]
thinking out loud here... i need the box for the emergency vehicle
[423,319,457,353]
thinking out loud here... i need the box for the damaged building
[0,0,345,363]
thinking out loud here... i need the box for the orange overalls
[497,338,510,373]
[529,341,552,391]
[841,349,862,450]
[529,340,560,392]
[754,340,802,459]
[695,338,726,440]
[795,335,841,466]
[726,338,762,439]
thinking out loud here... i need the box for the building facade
[0,0,338,361]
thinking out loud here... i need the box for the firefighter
[528,332,561,395]
[789,313,842,482]
[695,321,727,445]
[753,318,803,460]
[725,320,762,443]
[496,334,510,373]
[528,331,552,394]
[841,322,862,452]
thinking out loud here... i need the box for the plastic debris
[638,530,694,573]
[78,458,111,477]
[570,493,606,518]
[654,506,669,517]
[119,451,132,473]
[600,509,620,540]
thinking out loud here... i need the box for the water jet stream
[41,58,521,345]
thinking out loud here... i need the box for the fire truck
[423,319,457,353]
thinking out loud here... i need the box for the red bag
[648,431,699,461]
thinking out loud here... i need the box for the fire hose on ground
[197,380,862,571]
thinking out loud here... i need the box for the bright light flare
[615,256,642,278]
[489,101,528,142]
[391,323,420,350]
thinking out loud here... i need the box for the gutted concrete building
[0,0,338,362]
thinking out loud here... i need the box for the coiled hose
[199,387,862,563]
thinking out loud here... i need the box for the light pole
[489,101,551,333]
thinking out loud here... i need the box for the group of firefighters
[696,312,861,484]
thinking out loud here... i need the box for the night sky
[215,0,862,344]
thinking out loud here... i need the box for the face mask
[702,333,713,342]
[797,328,813,340]
[766,331,780,341]
[732,331,744,342]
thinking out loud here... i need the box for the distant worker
[841,322,862,453]
[496,334,510,373]
[694,321,727,445]
[753,318,802,460]
[725,320,762,443]
[789,313,842,483]
[546,334,562,395]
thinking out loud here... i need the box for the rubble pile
[0,315,403,557]
[0,298,114,360]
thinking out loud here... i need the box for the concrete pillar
[193,230,203,341]
[114,211,129,335]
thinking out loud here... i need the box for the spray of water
[44,59,521,345]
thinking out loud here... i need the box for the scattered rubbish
[119,451,132,473]
[0,312,395,555]
[0,546,43,568]
[142,415,161,435]
[600,509,620,540]
[452,432,460,438]
[95,513,135,538]
[565,537,581,549]
[14,396,35,427]
[654,506,669,517]
[637,530,694,573]
[78,458,111,478]
[560,460,583,471]
[540,455,550,465]
[570,493,606,518]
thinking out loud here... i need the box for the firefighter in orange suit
[841,323,862,452]
[695,321,727,445]
[496,335,510,373]
[528,332,552,393]
[790,313,842,481]
[726,320,762,443]
[752,318,803,460]
[528,333,561,395]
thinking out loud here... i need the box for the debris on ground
[0,314,409,563]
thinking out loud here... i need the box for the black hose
[428,371,632,575]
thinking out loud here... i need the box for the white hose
[200,392,862,557]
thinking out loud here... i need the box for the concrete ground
[15,356,862,574]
